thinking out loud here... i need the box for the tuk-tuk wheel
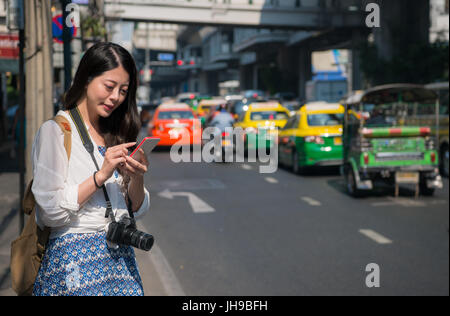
[345,166,364,198]
[292,152,300,174]
[441,146,449,178]
[419,181,435,196]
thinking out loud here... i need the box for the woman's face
[85,65,130,118]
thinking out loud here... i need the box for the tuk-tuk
[342,84,443,197]
[426,82,449,178]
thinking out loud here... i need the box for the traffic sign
[52,14,77,43]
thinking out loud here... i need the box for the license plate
[169,128,183,138]
[396,172,419,184]
[222,140,231,146]
[334,137,342,145]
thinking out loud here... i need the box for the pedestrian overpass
[104,0,367,29]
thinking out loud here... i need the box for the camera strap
[69,107,115,221]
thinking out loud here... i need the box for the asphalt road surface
[136,147,449,296]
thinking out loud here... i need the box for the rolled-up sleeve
[31,120,80,227]
[134,188,150,219]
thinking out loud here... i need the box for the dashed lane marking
[359,229,393,245]
[301,196,322,206]
[264,177,278,184]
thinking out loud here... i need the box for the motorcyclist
[209,103,235,132]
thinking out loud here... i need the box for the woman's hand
[96,142,136,185]
[121,148,149,180]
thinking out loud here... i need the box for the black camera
[106,217,154,251]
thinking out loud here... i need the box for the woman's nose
[109,88,120,103]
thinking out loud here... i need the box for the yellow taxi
[234,102,290,151]
[278,102,346,173]
[196,99,226,126]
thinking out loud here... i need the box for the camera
[106,217,154,251]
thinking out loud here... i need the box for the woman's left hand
[121,149,149,180]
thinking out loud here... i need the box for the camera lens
[135,231,152,251]
[106,220,154,251]
[139,233,154,251]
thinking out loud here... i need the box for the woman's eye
[105,85,114,90]
[120,90,128,95]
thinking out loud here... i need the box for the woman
[31,42,150,296]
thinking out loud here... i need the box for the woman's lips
[102,103,114,111]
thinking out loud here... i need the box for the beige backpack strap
[52,115,72,160]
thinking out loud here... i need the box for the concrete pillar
[350,30,363,91]
[252,64,258,90]
[277,47,299,94]
[25,0,54,184]
[298,48,312,102]
[373,0,429,61]
[239,66,246,91]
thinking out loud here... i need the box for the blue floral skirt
[33,231,144,296]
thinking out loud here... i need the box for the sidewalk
[0,142,20,296]
[0,142,167,296]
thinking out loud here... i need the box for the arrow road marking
[158,189,215,213]
[359,229,393,245]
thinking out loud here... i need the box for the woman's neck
[77,99,100,132]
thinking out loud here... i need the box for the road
[136,148,449,296]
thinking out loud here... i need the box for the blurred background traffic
[0,0,448,295]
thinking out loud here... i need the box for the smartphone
[129,137,160,158]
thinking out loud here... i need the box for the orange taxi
[148,103,202,146]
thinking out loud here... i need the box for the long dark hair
[64,42,140,194]
[64,42,140,147]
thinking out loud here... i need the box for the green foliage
[359,40,449,86]
[81,15,107,39]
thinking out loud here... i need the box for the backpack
[10,115,72,296]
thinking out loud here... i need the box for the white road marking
[158,189,215,213]
[264,177,278,184]
[371,197,448,208]
[241,164,252,170]
[301,196,322,206]
[371,197,426,207]
[429,200,447,205]
[359,229,393,245]
[137,223,186,296]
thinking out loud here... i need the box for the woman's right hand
[96,142,136,185]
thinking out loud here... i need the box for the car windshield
[199,105,217,113]
[250,111,289,121]
[157,111,194,119]
[244,90,264,98]
[284,103,302,112]
[307,113,344,126]
[362,102,438,127]
[177,98,193,104]
[233,99,268,114]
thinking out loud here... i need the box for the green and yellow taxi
[234,102,290,151]
[278,102,346,173]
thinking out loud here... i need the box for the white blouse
[32,110,150,239]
